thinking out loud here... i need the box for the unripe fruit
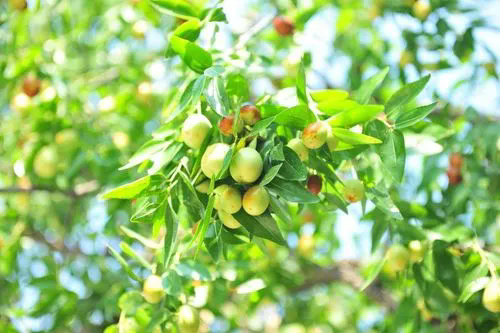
[298,235,315,256]
[449,153,463,169]
[273,16,295,36]
[218,211,242,229]
[307,175,322,195]
[302,122,329,149]
[242,185,270,216]
[142,275,164,304]
[446,167,462,186]
[214,185,242,214]
[413,1,431,20]
[22,74,41,97]
[112,131,130,150]
[11,93,31,112]
[33,145,58,179]
[384,244,410,275]
[10,0,27,10]
[408,240,427,262]
[178,305,200,333]
[195,180,210,193]
[287,138,309,162]
[230,147,263,184]
[137,81,153,102]
[240,105,261,125]
[181,114,212,149]
[55,129,79,152]
[201,143,230,178]
[399,50,414,67]
[219,116,243,136]
[342,179,365,203]
[482,280,500,313]
[132,20,148,39]
[326,127,338,152]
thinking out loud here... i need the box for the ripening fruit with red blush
[302,121,329,149]
[22,74,41,97]
[446,167,462,186]
[240,104,261,125]
[273,16,295,36]
[449,153,463,169]
[342,179,365,203]
[219,116,243,136]
[307,175,322,195]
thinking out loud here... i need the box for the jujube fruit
[273,16,295,36]
[287,138,309,162]
[446,167,462,186]
[33,145,59,179]
[307,175,322,195]
[482,279,500,313]
[22,74,41,97]
[449,153,463,169]
[384,244,410,275]
[178,305,200,333]
[195,180,210,193]
[229,147,263,184]
[413,1,431,20]
[181,114,212,149]
[242,185,270,216]
[298,235,315,256]
[201,143,230,178]
[240,104,261,125]
[218,211,242,229]
[302,121,329,149]
[55,129,79,152]
[342,179,365,203]
[214,185,242,214]
[10,0,27,11]
[219,116,243,136]
[142,275,164,304]
[408,240,427,262]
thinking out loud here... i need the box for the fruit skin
[181,114,212,149]
[218,211,242,229]
[201,143,231,178]
[219,116,243,136]
[22,74,41,97]
[483,279,500,313]
[298,235,315,256]
[214,185,242,214]
[449,153,463,169]
[287,138,309,162]
[408,240,427,262]
[178,305,200,333]
[33,145,59,179]
[55,129,79,152]
[384,244,410,275]
[413,1,431,20]
[142,275,164,304]
[242,185,270,216]
[229,147,263,184]
[446,167,462,186]
[302,122,329,149]
[10,0,27,10]
[240,105,261,125]
[307,175,322,195]
[342,179,365,203]
[273,16,295,36]
[195,180,210,193]
[399,50,414,67]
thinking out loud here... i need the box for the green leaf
[296,59,308,104]
[328,105,384,127]
[204,66,225,78]
[120,242,152,270]
[120,226,161,249]
[226,73,249,102]
[205,76,231,116]
[194,193,215,257]
[310,89,349,103]
[148,142,183,174]
[216,147,233,180]
[333,128,382,145]
[178,171,204,221]
[175,259,213,281]
[267,178,320,203]
[165,19,202,57]
[371,219,388,253]
[268,195,292,223]
[394,102,437,129]
[119,140,171,170]
[317,99,358,116]
[118,291,143,315]
[246,116,276,137]
[151,0,200,20]
[100,175,163,200]
[324,192,348,213]
[106,245,141,282]
[275,105,315,129]
[277,146,308,181]
[354,67,389,104]
[170,36,213,74]
[164,201,178,268]
[361,258,385,291]
[260,164,282,186]
[433,240,459,294]
[233,211,287,246]
[458,277,490,303]
[385,74,431,119]
[204,221,223,262]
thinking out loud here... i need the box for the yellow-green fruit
[242,185,270,216]
[33,146,59,179]
[287,138,309,162]
[181,114,212,149]
[413,1,431,20]
[218,211,242,229]
[201,143,230,178]
[142,275,164,304]
[214,185,242,214]
[408,240,427,262]
[342,179,365,203]
[302,122,329,149]
[298,235,315,256]
[399,50,414,67]
[178,305,200,333]
[195,180,210,193]
[10,0,27,10]
[326,127,338,152]
[229,147,263,184]
[385,244,410,275]
[55,129,79,152]
[482,280,500,313]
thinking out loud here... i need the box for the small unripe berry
[178,305,200,333]
[287,138,309,162]
[483,279,500,313]
[230,147,263,184]
[214,185,242,214]
[201,143,231,178]
[195,180,210,193]
[298,235,315,256]
[132,20,148,39]
[449,153,463,169]
[342,179,365,203]
[243,185,270,216]
[33,145,58,179]
[22,74,41,97]
[55,129,79,152]
[181,114,212,149]
[307,175,322,195]
[219,116,243,136]
[408,240,427,262]
[143,275,164,304]
[302,122,329,149]
[218,211,242,229]
[273,16,295,36]
[240,105,261,125]
[112,131,130,150]
[446,167,462,186]
[413,1,431,20]
[384,244,410,275]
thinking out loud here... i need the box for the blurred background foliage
[0,0,499,332]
